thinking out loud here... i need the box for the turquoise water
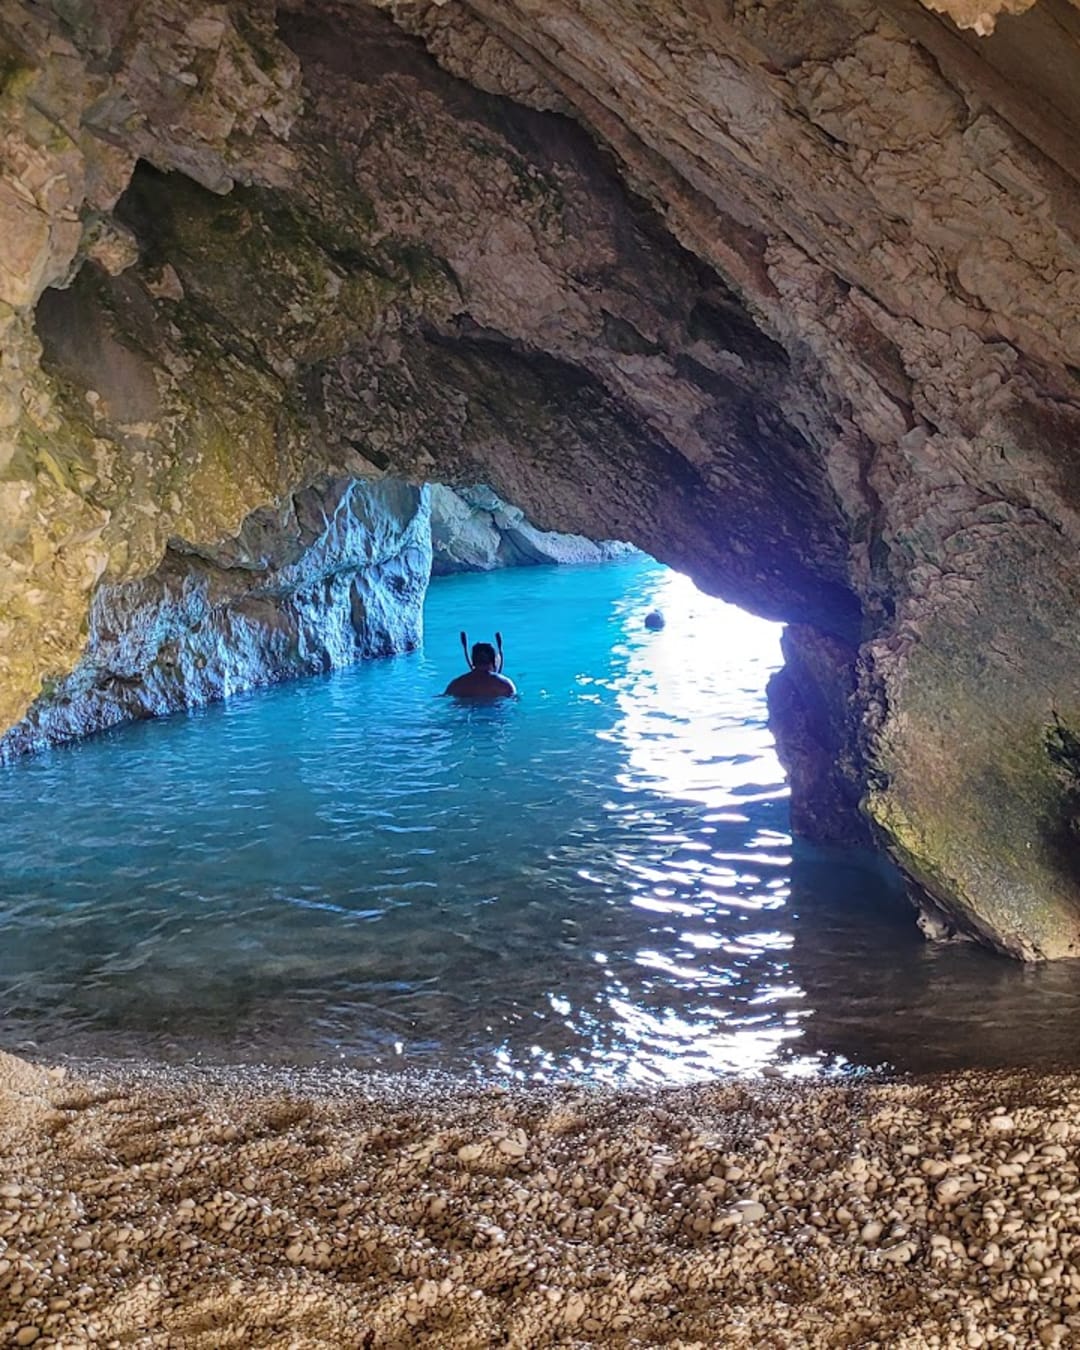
[4,556,1080,1083]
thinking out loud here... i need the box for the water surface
[4,557,1080,1083]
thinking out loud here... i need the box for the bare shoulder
[444,671,517,699]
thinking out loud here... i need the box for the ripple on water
[5,558,1080,1081]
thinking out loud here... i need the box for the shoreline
[3,1053,1080,1346]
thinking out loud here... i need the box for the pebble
[881,1240,916,1263]
[3,1057,1080,1347]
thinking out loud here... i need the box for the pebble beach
[2,1051,1080,1347]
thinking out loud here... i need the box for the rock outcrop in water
[430,483,635,575]
[0,469,629,754]
[0,478,431,758]
[0,0,1078,954]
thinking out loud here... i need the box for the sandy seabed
[2,1053,1080,1348]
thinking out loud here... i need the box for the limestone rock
[767,625,868,848]
[429,483,635,575]
[918,0,1041,35]
[0,479,430,757]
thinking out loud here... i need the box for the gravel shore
[2,1051,1079,1347]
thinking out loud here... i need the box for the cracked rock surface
[429,483,635,573]
[0,478,431,758]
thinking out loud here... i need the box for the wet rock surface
[5,1057,1080,1345]
[767,624,869,849]
[0,478,430,759]
[429,483,635,574]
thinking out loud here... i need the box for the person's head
[471,642,497,671]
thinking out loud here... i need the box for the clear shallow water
[4,557,1080,1084]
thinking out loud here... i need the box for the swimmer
[444,631,517,699]
[644,609,665,630]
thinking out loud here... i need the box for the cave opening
[11,114,1080,1061]
[4,0,1080,1099]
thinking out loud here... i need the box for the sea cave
[2,0,1080,1344]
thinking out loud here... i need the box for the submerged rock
[429,483,635,574]
[0,479,430,758]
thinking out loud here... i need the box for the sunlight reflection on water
[5,557,1080,1081]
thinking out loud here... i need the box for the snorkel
[459,631,505,672]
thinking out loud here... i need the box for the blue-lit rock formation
[430,484,636,575]
[0,479,430,758]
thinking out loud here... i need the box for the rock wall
[1,0,1079,954]
[766,626,869,850]
[0,478,430,758]
[429,483,635,574]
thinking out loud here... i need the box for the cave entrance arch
[21,135,870,857]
